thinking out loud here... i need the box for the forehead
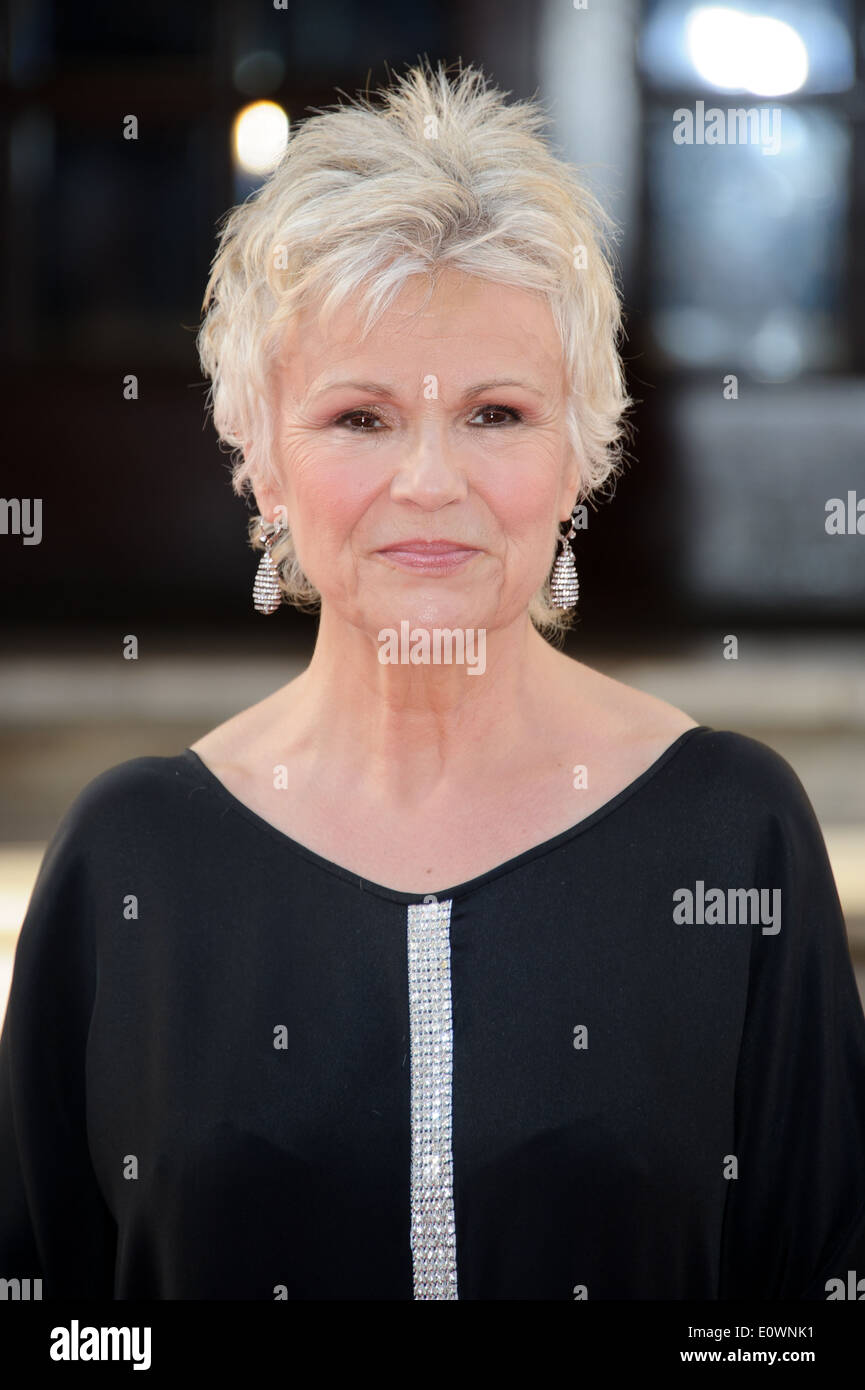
[275,270,565,392]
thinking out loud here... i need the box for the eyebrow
[310,377,546,399]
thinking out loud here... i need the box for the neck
[283,604,574,804]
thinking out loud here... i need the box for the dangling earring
[252,514,285,614]
[549,509,580,610]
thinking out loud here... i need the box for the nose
[389,420,469,510]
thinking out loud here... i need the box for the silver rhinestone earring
[549,510,580,610]
[252,515,285,614]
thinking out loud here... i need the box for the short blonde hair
[197,59,633,635]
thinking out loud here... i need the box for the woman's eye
[336,409,384,431]
[334,404,523,430]
[470,404,523,426]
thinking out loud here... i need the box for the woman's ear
[253,487,289,534]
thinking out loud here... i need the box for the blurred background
[1,0,863,1019]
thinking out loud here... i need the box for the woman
[2,61,864,1301]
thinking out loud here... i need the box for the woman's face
[257,269,580,637]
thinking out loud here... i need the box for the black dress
[2,725,865,1300]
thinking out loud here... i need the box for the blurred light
[743,17,809,96]
[686,6,809,96]
[641,1,852,95]
[0,845,44,935]
[686,6,749,88]
[749,310,805,380]
[232,100,289,176]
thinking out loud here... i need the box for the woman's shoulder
[43,750,204,858]
[52,687,294,851]
[58,678,296,828]
[15,752,205,935]
[76,748,195,802]
[571,660,815,818]
[187,681,295,774]
[669,722,813,808]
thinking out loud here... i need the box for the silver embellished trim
[407,898,459,1299]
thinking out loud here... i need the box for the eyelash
[333,404,525,431]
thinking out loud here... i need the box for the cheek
[277,439,380,556]
[481,443,565,537]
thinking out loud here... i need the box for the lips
[375,539,480,573]
[377,540,477,554]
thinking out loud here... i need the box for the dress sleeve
[0,794,117,1297]
[718,743,865,1299]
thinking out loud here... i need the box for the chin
[369,608,481,635]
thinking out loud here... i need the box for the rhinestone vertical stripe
[406,898,459,1300]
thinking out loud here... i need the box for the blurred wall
[2,0,862,643]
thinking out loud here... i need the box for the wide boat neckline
[180,725,712,905]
